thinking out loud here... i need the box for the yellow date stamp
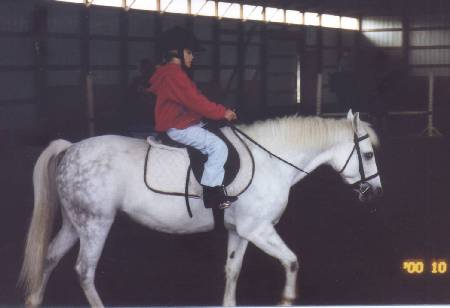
[402,259,448,274]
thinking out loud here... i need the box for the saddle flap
[144,126,254,198]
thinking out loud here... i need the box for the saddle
[157,122,240,186]
[144,123,255,216]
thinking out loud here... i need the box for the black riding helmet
[158,26,205,70]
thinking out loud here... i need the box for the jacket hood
[149,63,182,95]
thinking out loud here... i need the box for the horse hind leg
[74,216,114,308]
[26,212,78,308]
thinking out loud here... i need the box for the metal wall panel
[0,104,37,130]
[410,49,450,65]
[0,37,34,66]
[47,71,80,86]
[381,48,403,61]
[322,28,338,47]
[411,67,450,76]
[128,11,156,37]
[0,1,32,32]
[0,72,34,100]
[305,27,318,46]
[267,57,297,73]
[47,2,82,34]
[193,17,215,40]
[322,67,336,87]
[363,31,402,47]
[267,92,296,106]
[244,22,261,44]
[91,70,120,85]
[342,30,356,47]
[90,40,120,65]
[193,69,213,82]
[267,74,296,91]
[89,7,120,36]
[322,49,338,66]
[267,23,284,30]
[128,41,155,66]
[267,40,296,55]
[220,19,239,30]
[220,45,237,65]
[361,16,402,30]
[244,68,258,80]
[243,45,260,66]
[192,42,213,65]
[410,14,450,28]
[219,69,238,90]
[410,30,450,47]
[47,38,81,65]
[221,33,238,43]
[322,87,338,105]
[161,14,187,31]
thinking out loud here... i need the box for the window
[191,0,216,16]
[243,5,263,21]
[218,2,241,19]
[265,7,284,23]
[297,55,301,103]
[91,0,122,7]
[286,10,303,25]
[321,14,340,28]
[161,0,188,14]
[304,12,320,26]
[55,0,85,3]
[127,0,157,10]
[341,17,359,30]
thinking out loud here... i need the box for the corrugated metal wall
[0,0,308,136]
[360,13,450,134]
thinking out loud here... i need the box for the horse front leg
[223,230,249,306]
[239,224,299,305]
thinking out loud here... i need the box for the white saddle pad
[144,126,254,198]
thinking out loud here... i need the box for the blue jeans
[166,123,228,187]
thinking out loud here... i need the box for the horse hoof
[25,299,38,308]
[278,297,295,306]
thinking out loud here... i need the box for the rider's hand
[224,109,237,121]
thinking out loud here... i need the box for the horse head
[332,110,383,204]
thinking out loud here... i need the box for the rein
[228,124,311,175]
[228,124,379,187]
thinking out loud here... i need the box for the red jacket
[149,63,226,132]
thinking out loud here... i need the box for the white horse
[19,110,382,307]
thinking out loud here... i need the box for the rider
[149,26,238,210]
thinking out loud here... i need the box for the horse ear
[351,112,361,133]
[346,109,353,120]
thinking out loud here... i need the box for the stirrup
[218,200,232,210]
[219,185,237,210]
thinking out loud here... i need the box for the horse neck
[290,146,336,185]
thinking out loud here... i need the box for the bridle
[338,133,380,192]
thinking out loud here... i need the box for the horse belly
[121,195,215,234]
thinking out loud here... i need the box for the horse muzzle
[353,181,383,205]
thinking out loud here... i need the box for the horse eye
[364,152,374,160]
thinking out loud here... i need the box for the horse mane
[238,115,379,152]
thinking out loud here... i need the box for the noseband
[338,133,380,189]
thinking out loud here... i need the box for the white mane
[238,115,379,152]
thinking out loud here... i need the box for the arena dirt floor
[1,131,450,307]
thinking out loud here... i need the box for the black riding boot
[203,185,238,210]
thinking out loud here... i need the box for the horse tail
[18,139,72,296]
